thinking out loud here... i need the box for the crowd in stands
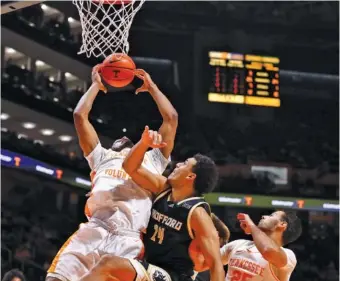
[1,168,84,281]
[1,204,77,281]
[199,98,338,172]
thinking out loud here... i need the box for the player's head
[2,269,26,281]
[211,213,230,247]
[258,210,302,245]
[111,136,134,152]
[168,153,218,196]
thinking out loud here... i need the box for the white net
[73,0,145,58]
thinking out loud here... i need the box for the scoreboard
[207,51,280,107]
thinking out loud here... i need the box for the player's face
[258,211,286,231]
[111,136,133,152]
[168,157,197,184]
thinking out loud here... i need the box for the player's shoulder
[282,247,297,264]
[189,203,214,228]
[189,200,211,218]
[220,239,250,257]
[227,239,251,249]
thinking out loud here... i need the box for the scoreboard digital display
[208,51,280,107]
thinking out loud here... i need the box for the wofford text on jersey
[151,209,183,231]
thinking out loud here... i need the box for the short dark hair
[111,138,134,152]
[281,211,302,245]
[192,154,218,195]
[2,269,26,281]
[162,161,177,177]
[211,213,230,245]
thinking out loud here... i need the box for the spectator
[2,269,26,281]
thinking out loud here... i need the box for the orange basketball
[99,53,136,88]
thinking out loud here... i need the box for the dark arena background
[1,1,339,281]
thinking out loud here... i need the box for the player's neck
[170,185,195,203]
[263,230,284,247]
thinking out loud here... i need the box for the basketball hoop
[73,0,145,58]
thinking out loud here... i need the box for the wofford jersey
[144,189,211,279]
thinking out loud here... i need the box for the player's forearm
[210,262,225,281]
[148,83,178,123]
[74,82,100,118]
[122,140,149,174]
[250,224,281,256]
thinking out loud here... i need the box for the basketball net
[73,0,145,58]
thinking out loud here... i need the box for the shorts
[47,220,143,281]
[129,259,194,281]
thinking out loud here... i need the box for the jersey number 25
[231,269,252,281]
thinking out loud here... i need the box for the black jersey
[144,189,211,279]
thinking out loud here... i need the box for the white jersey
[220,240,297,281]
[85,142,169,233]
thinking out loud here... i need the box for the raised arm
[135,69,178,159]
[122,126,167,194]
[73,65,107,156]
[191,208,225,281]
[237,213,288,268]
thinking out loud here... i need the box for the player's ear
[186,172,196,181]
[277,221,287,232]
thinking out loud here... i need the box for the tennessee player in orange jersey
[46,67,178,281]
[195,211,302,281]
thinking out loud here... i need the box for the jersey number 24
[151,224,165,244]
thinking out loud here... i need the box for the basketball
[189,239,206,271]
[99,53,136,88]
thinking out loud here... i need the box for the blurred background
[1,1,339,281]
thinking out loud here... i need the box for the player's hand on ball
[141,126,167,148]
[134,69,155,95]
[237,213,254,235]
[92,64,107,93]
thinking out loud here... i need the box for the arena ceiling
[46,1,338,50]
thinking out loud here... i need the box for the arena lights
[97,118,103,123]
[65,72,77,80]
[122,128,127,132]
[5,47,16,54]
[35,60,46,67]
[17,133,28,139]
[41,4,49,11]
[34,140,44,145]
[1,113,10,120]
[22,122,36,129]
[59,135,73,142]
[40,129,55,136]
[68,17,75,23]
